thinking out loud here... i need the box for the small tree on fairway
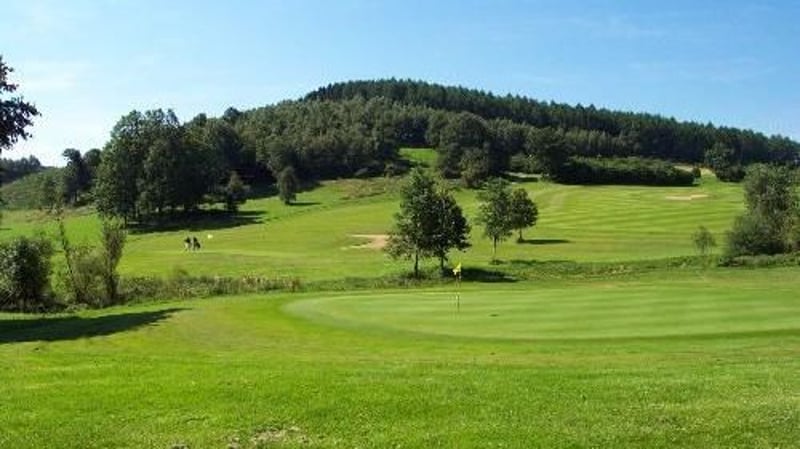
[509,187,538,242]
[387,168,470,277]
[692,225,716,266]
[477,178,513,262]
[430,186,471,272]
[386,168,438,277]
[278,166,298,205]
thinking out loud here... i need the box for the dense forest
[8,79,800,221]
[306,79,800,166]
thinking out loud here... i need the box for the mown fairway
[2,268,799,448]
[1,163,744,281]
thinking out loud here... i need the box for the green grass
[1,168,744,282]
[399,147,439,168]
[3,159,796,447]
[2,268,799,448]
[288,269,800,341]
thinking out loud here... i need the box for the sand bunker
[665,194,709,201]
[349,234,389,250]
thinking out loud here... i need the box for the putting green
[286,271,800,341]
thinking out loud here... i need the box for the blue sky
[2,0,799,166]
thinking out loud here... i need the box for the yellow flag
[452,262,462,276]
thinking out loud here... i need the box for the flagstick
[456,273,461,313]
[452,263,462,314]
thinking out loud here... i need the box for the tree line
[93,109,250,221]
[0,155,44,184]
[306,79,800,167]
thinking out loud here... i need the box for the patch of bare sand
[349,234,389,250]
[665,194,709,201]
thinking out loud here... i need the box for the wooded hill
[305,79,800,166]
[12,79,799,220]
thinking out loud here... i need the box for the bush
[553,157,696,186]
[57,244,105,307]
[713,165,745,182]
[724,164,798,258]
[0,235,54,312]
[725,214,788,257]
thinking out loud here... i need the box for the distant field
[0,160,744,281]
[2,268,798,448]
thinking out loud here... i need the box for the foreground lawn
[2,268,799,448]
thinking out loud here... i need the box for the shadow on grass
[506,259,576,266]
[461,267,517,283]
[0,308,185,344]
[517,238,571,245]
[129,210,264,234]
[288,201,321,207]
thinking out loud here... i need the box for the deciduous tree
[387,169,469,277]
[692,225,717,266]
[430,186,470,271]
[725,164,798,257]
[509,187,538,242]
[0,56,39,153]
[277,166,299,205]
[477,178,513,262]
[223,171,248,212]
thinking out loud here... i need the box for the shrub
[553,157,695,186]
[724,164,798,258]
[0,235,54,312]
[725,214,788,258]
[99,219,126,304]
